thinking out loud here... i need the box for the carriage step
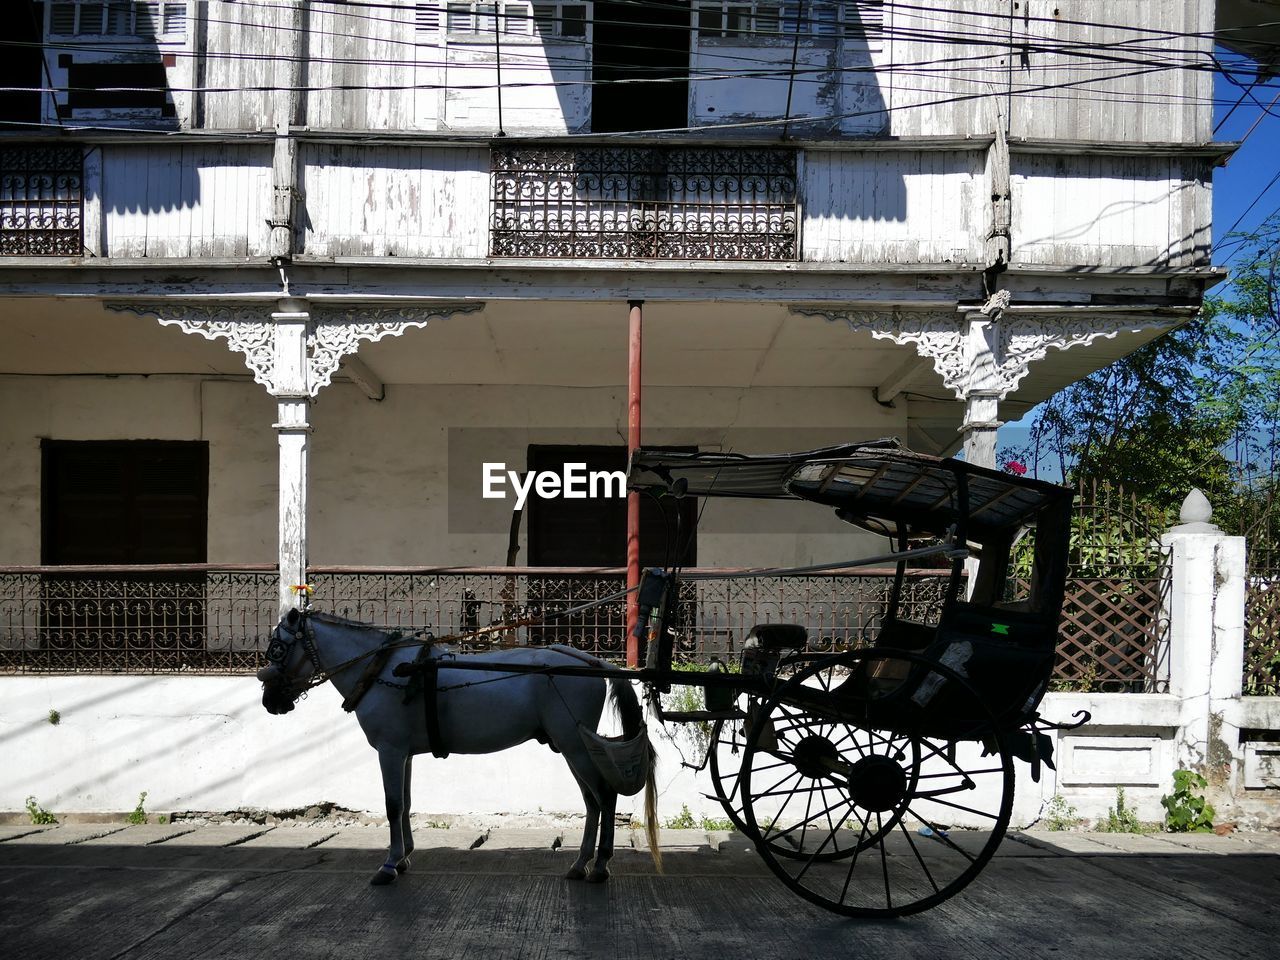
[661,710,746,722]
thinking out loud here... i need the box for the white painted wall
[0,673,1215,829]
[0,376,903,568]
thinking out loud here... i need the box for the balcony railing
[490,145,799,260]
[0,145,84,256]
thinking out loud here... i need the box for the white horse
[257,608,661,885]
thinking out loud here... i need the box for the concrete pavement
[1,824,1277,959]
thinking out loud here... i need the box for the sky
[996,58,1280,468]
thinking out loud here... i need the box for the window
[48,1,188,40]
[695,0,882,44]
[419,1,588,39]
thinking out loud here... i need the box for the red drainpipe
[626,299,643,667]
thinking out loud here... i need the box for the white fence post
[1161,489,1247,801]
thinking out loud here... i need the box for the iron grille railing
[1,564,1171,686]
[0,565,277,674]
[0,146,84,256]
[489,145,799,260]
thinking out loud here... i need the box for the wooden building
[0,1,1227,656]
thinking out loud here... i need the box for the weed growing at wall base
[127,791,149,826]
[25,796,56,825]
[1097,787,1146,833]
[1161,770,1215,832]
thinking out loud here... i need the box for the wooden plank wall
[308,2,417,131]
[201,1,289,129]
[1010,154,1213,267]
[101,146,273,258]
[883,0,1211,143]
[802,150,985,263]
[299,144,490,257]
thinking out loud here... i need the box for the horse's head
[258,608,319,715]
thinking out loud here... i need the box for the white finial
[1180,489,1212,525]
[1169,488,1219,534]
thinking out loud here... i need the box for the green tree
[1012,215,1280,522]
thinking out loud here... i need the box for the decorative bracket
[108,300,484,397]
[790,298,1184,400]
[306,303,483,395]
[108,302,279,391]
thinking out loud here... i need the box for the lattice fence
[1036,481,1171,692]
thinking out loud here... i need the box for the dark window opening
[525,444,696,653]
[0,1,44,125]
[591,0,690,132]
[40,440,209,671]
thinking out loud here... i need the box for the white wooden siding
[441,44,589,134]
[802,150,984,263]
[102,146,273,258]
[1011,155,1212,268]
[300,145,489,257]
[884,0,1211,144]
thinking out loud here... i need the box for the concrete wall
[0,673,1123,827]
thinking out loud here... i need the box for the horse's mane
[308,609,399,635]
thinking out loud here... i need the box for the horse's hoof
[395,857,412,874]
[564,866,587,881]
[585,870,610,884]
[370,867,398,886]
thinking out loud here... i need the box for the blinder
[260,611,323,714]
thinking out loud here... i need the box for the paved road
[1,824,1277,959]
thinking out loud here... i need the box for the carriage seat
[744,623,809,651]
[875,618,935,651]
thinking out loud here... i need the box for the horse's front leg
[371,748,409,886]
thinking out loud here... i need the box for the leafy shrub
[1043,794,1082,831]
[126,791,149,826]
[1161,769,1215,833]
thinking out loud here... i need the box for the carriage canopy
[627,439,1073,539]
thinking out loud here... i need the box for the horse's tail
[609,677,663,875]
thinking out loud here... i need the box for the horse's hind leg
[396,754,414,874]
[565,778,600,881]
[586,788,617,884]
[371,748,409,886]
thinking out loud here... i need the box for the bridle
[258,611,330,703]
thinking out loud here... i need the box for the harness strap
[424,660,449,759]
[340,632,402,713]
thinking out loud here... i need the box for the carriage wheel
[708,655,877,862]
[740,650,1014,918]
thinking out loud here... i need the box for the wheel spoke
[916,794,1002,821]
[835,808,872,902]
[905,806,977,863]
[898,818,940,894]
[877,812,892,910]
[766,794,853,845]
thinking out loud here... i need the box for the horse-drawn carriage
[258,440,1082,918]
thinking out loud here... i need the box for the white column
[271,301,312,614]
[961,392,1000,469]
[1161,489,1247,797]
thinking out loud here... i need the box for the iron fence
[490,144,799,260]
[0,564,1168,687]
[0,145,84,256]
[0,566,277,674]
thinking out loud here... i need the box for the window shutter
[415,1,442,32]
